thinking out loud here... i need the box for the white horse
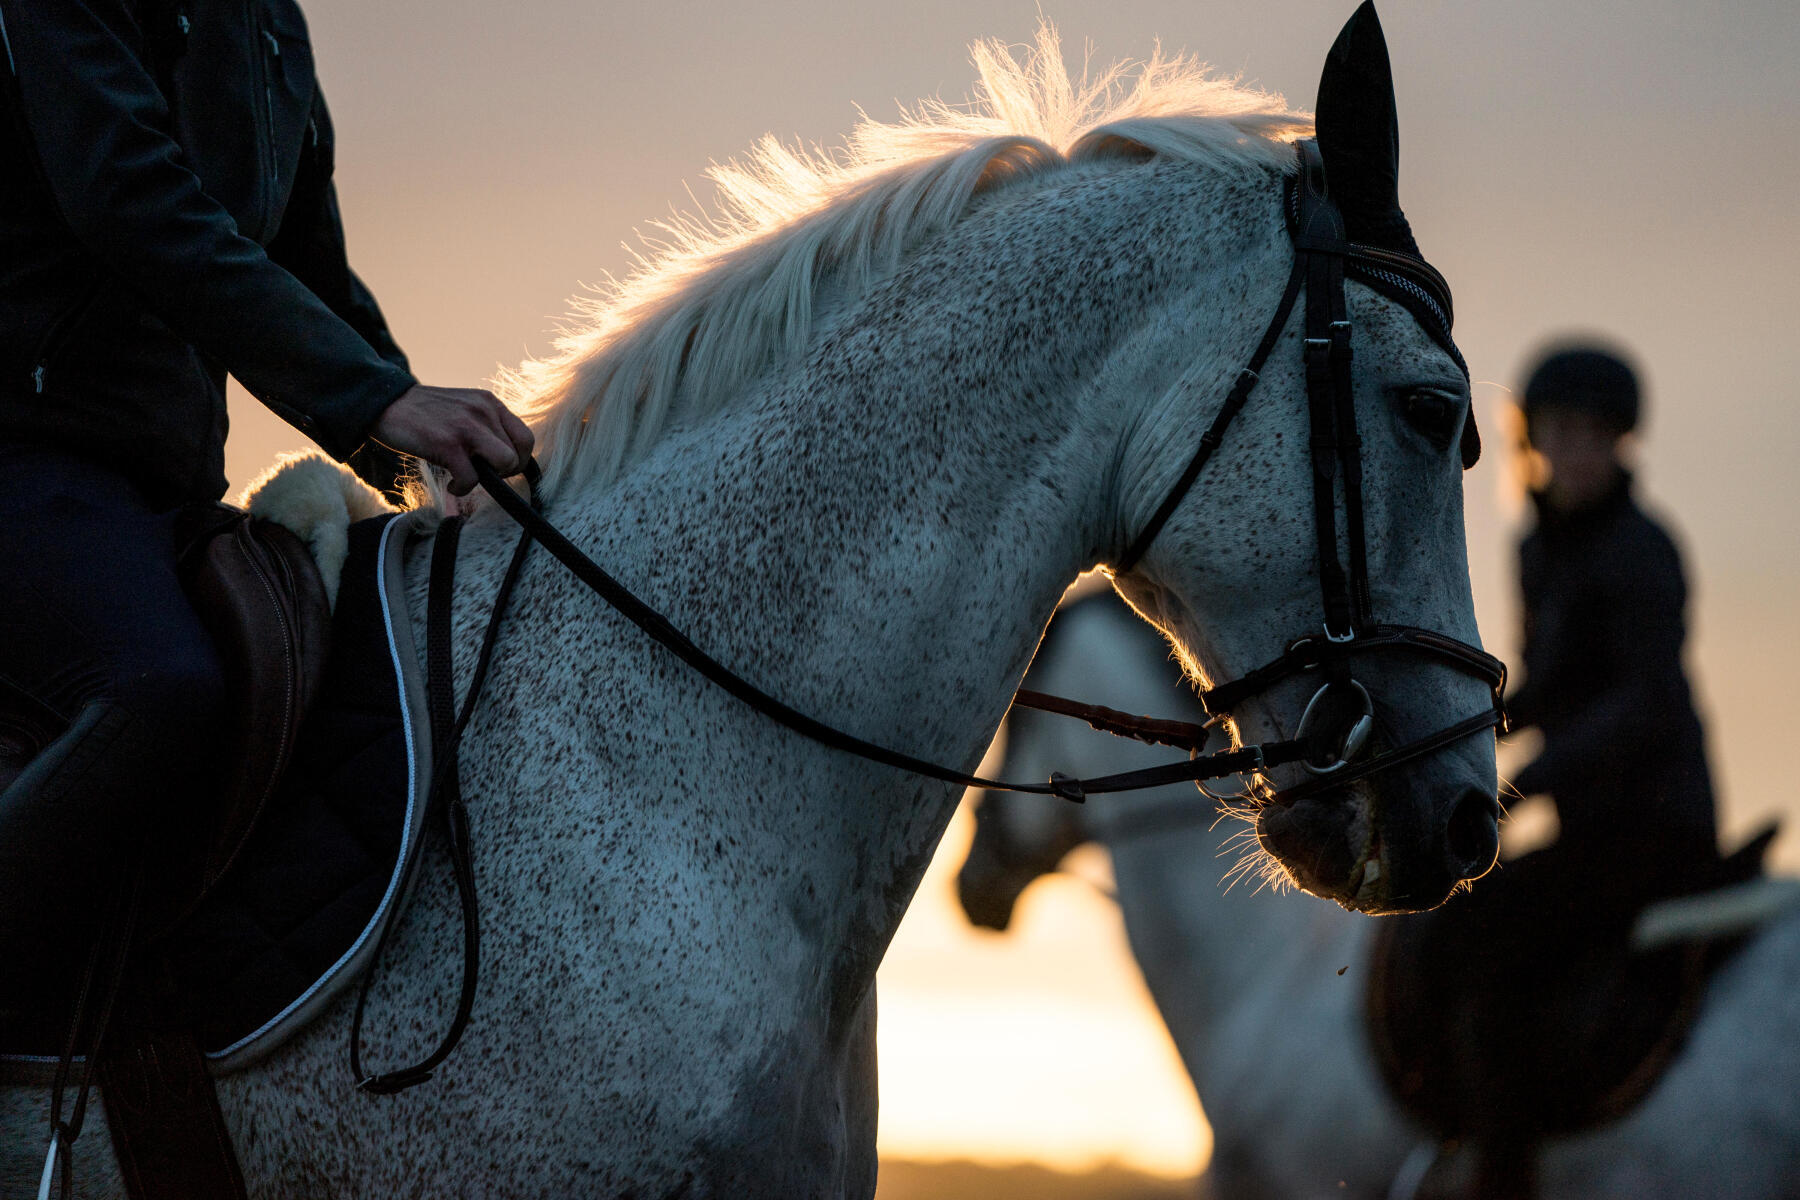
[4,16,1500,1197]
[960,592,1800,1200]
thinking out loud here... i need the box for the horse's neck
[437,161,1288,1044]
[450,180,1203,973]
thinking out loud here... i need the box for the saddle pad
[1365,912,1701,1141]
[1363,830,1779,1142]
[2,512,435,1080]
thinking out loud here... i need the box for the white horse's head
[1110,5,1499,914]
[470,5,1497,919]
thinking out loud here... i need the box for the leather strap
[1198,623,1508,719]
[1268,707,1503,807]
[471,460,1307,804]
[349,499,538,1095]
[98,1020,246,1200]
[41,862,143,1200]
[1011,688,1213,752]
[1113,252,1308,573]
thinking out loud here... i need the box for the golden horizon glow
[875,809,1209,1177]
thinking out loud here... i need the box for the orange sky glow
[224,0,1800,1180]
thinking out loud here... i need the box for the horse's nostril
[1445,789,1500,881]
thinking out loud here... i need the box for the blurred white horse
[960,592,1800,1199]
[4,16,1500,1198]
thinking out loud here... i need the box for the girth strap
[96,980,247,1200]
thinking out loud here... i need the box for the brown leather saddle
[0,503,332,952]
[153,504,334,931]
[107,506,332,1200]
[0,506,333,1200]
[1364,825,1778,1152]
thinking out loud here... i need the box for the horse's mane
[458,26,1310,508]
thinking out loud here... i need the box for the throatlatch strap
[1115,252,1308,573]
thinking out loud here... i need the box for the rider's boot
[0,699,144,1025]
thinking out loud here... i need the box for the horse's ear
[1315,2,1420,258]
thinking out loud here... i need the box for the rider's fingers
[498,405,535,461]
[474,394,534,469]
[467,423,522,481]
[440,448,478,496]
[454,391,524,474]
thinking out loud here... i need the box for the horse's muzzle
[1257,782,1499,914]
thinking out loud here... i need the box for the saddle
[1365,824,1780,1153]
[161,505,335,927]
[3,464,440,1200]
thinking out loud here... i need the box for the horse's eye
[1400,389,1462,448]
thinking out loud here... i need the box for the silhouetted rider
[1367,343,1725,1191]
[1506,343,1718,905]
[0,0,531,1020]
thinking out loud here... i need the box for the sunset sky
[228,0,1799,1180]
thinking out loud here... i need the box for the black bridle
[350,138,1507,1093]
[1067,138,1508,805]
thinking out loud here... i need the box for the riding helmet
[1521,345,1641,434]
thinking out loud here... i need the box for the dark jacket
[0,0,417,504]
[1507,473,1716,853]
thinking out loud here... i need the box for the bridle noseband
[1079,139,1507,803]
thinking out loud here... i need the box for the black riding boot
[0,700,150,1023]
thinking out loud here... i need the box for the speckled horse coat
[1,38,1497,1200]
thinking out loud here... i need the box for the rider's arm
[265,91,414,493]
[1,0,415,461]
[1511,531,1691,797]
[265,92,410,378]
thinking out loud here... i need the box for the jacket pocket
[29,279,109,395]
[255,4,317,234]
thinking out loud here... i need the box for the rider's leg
[0,442,226,1016]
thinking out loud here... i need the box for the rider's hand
[369,384,535,496]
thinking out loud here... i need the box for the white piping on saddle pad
[204,511,435,1073]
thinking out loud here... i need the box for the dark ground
[875,1158,1207,1199]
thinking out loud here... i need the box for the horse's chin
[1254,786,1463,916]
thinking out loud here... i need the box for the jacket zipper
[244,0,277,235]
[261,28,280,188]
[31,280,108,394]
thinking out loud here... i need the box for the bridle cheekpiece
[1083,139,1507,803]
